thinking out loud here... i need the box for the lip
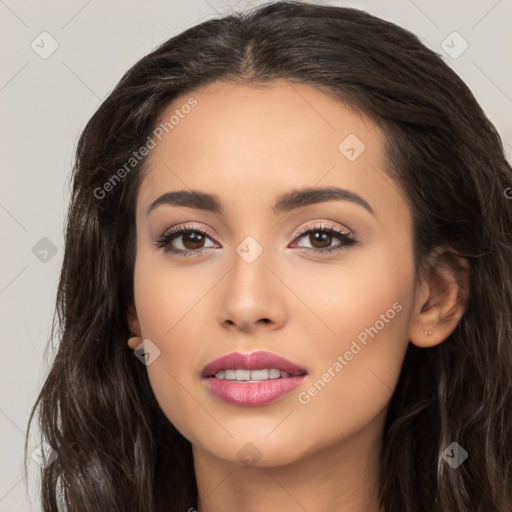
[201,351,308,378]
[204,376,307,406]
[201,351,308,407]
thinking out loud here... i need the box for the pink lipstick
[201,351,308,407]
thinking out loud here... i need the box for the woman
[25,1,512,511]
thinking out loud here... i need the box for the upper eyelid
[295,222,353,236]
[161,221,354,243]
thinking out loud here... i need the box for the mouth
[201,351,308,406]
[201,350,308,379]
[209,368,304,381]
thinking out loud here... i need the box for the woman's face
[131,80,419,467]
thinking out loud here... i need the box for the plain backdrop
[1,0,511,510]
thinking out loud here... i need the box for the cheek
[289,239,414,351]
[134,262,200,338]
[132,252,217,442]
[292,246,414,434]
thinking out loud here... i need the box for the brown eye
[292,223,356,254]
[306,230,334,249]
[180,231,207,250]
[155,226,217,256]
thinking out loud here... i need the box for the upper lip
[201,351,308,378]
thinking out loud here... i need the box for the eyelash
[154,222,357,258]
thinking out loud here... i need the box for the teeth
[250,369,269,380]
[214,368,294,380]
[235,369,251,381]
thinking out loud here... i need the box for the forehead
[136,80,405,222]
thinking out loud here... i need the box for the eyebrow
[145,186,375,217]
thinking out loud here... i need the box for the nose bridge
[216,230,287,330]
[230,233,272,295]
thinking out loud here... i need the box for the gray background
[1,0,511,510]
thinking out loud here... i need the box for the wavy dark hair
[24,1,512,510]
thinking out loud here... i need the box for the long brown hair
[25,1,512,510]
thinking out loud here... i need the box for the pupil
[311,231,331,248]
[185,232,204,249]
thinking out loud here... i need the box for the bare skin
[127,80,469,512]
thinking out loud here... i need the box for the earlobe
[127,335,142,350]
[408,247,470,348]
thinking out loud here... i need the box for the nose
[216,248,287,334]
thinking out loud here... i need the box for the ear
[409,247,470,348]
[126,302,141,337]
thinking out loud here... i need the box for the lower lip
[204,375,307,406]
